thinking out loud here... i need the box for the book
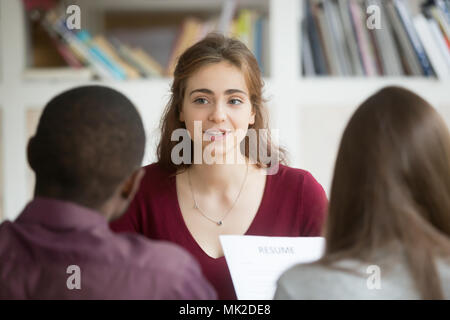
[337,0,364,76]
[166,18,202,76]
[427,18,450,69]
[131,48,164,77]
[234,9,259,54]
[107,26,178,72]
[39,16,85,68]
[394,0,435,76]
[261,15,271,76]
[108,37,160,78]
[305,0,328,75]
[366,0,404,76]
[217,0,237,34]
[414,14,450,79]
[45,9,115,80]
[348,0,379,76]
[315,1,340,75]
[385,0,423,75]
[92,35,141,80]
[429,4,450,40]
[75,30,127,80]
[254,15,264,73]
[323,0,352,76]
[302,11,316,76]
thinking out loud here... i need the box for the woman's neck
[187,154,250,193]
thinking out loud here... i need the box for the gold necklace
[187,164,249,226]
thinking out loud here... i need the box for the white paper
[219,235,325,300]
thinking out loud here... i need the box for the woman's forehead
[185,61,249,95]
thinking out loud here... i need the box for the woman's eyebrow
[189,88,248,96]
[189,88,213,96]
[225,89,248,96]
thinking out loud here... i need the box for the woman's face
[180,61,255,161]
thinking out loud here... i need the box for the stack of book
[302,0,450,79]
[29,3,269,80]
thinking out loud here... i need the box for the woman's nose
[208,102,227,123]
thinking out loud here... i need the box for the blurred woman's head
[324,86,450,299]
[157,33,285,172]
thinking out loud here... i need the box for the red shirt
[110,163,328,300]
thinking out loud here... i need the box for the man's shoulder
[110,232,212,299]
[114,231,198,274]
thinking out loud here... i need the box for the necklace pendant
[217,221,223,226]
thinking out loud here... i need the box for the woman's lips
[204,129,230,142]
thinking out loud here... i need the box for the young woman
[275,86,450,300]
[110,34,328,299]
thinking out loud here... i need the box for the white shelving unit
[0,0,449,221]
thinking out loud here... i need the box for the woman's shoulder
[278,261,346,287]
[275,262,342,299]
[137,162,176,193]
[270,164,323,192]
[141,162,174,181]
[274,164,318,181]
[276,259,380,299]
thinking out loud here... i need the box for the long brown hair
[321,86,450,299]
[157,33,287,173]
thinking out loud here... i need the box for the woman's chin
[201,144,243,163]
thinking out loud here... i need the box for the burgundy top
[110,163,328,300]
[0,197,216,299]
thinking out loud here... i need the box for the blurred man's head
[27,85,146,220]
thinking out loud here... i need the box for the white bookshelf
[0,0,449,221]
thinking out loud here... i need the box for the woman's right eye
[194,98,209,104]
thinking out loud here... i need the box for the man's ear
[120,168,145,202]
[27,136,36,171]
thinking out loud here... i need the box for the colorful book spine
[385,0,423,76]
[337,0,364,76]
[75,30,127,80]
[45,10,115,80]
[305,0,328,75]
[394,0,434,76]
[349,0,378,76]
[414,14,449,79]
[40,17,84,68]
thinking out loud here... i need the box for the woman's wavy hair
[157,33,287,173]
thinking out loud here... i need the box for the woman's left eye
[229,98,243,105]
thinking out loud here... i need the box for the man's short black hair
[28,85,146,208]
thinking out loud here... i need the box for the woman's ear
[249,110,256,125]
[179,110,185,122]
